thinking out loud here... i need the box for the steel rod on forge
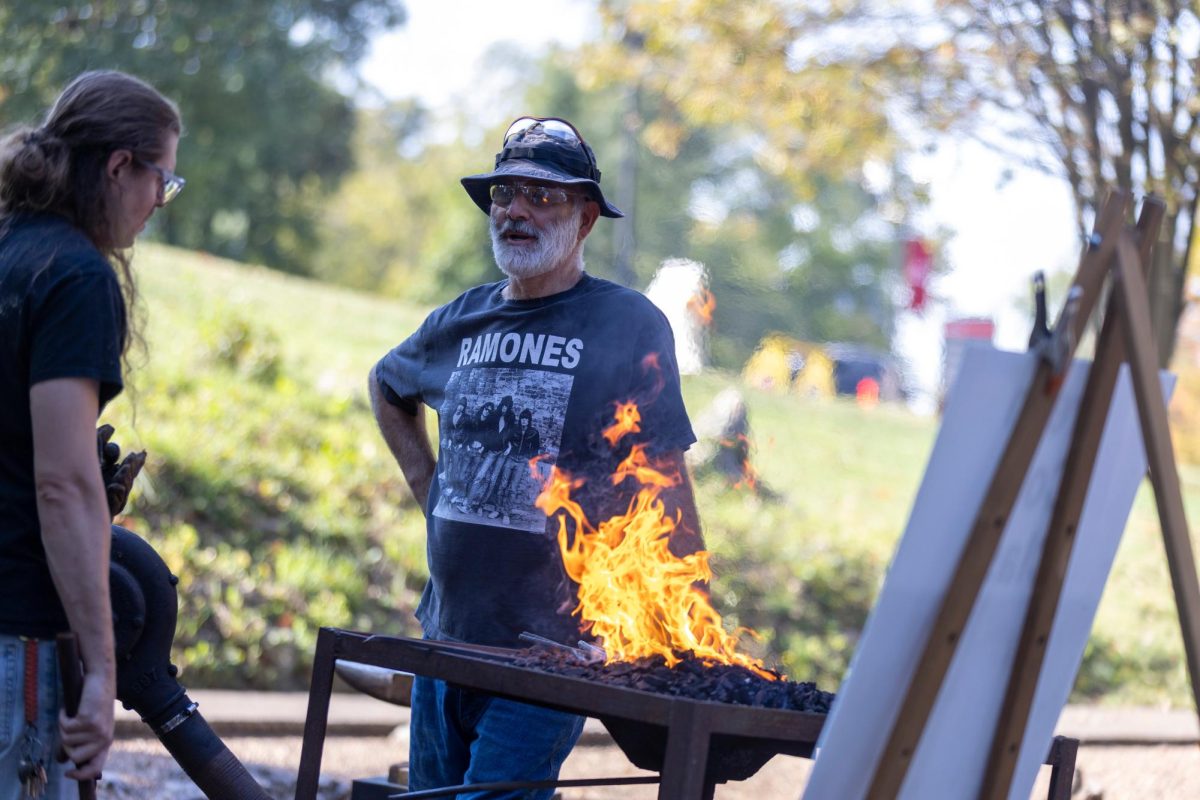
[387,775,659,799]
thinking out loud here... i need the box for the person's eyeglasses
[137,158,186,205]
[503,116,587,148]
[489,182,578,209]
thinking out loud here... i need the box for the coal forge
[510,647,835,713]
[296,630,833,797]
[509,645,835,783]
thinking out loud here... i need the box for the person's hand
[58,670,114,780]
[97,424,146,518]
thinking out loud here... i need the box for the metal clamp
[1037,285,1082,387]
[156,701,199,736]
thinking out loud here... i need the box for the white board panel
[1007,363,1171,799]
[802,345,1171,800]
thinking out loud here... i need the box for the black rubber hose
[152,700,272,800]
[110,525,271,800]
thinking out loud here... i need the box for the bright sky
[901,141,1079,404]
[362,0,596,113]
[362,0,1081,407]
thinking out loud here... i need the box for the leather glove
[97,424,146,519]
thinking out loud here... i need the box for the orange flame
[640,353,666,399]
[734,458,760,492]
[536,403,775,678]
[602,401,642,447]
[526,453,555,484]
[719,433,760,492]
[687,288,716,326]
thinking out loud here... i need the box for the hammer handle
[55,633,97,800]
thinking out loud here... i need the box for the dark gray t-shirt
[0,213,125,638]
[375,274,695,647]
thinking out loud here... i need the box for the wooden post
[866,193,1200,800]
[658,702,715,800]
[863,194,1128,800]
[979,201,1165,798]
[1111,230,1200,724]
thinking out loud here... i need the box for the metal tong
[518,632,606,664]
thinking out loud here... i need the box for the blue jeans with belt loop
[0,635,70,800]
[409,674,585,800]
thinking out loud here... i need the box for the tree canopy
[313,100,497,301]
[2,1,936,367]
[885,0,1200,362]
[580,0,902,191]
[0,0,405,274]
[574,1,914,360]
[319,39,911,366]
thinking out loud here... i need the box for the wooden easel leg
[980,203,1165,799]
[862,194,1129,800]
[1112,232,1200,728]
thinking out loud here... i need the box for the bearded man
[369,117,700,798]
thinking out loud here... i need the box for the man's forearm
[369,375,437,512]
[38,471,116,682]
[31,378,115,681]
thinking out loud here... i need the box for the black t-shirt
[375,274,695,647]
[0,213,125,638]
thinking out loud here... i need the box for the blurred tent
[824,342,904,401]
[743,335,905,403]
[742,335,835,398]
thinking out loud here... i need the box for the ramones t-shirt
[0,213,125,638]
[375,273,695,647]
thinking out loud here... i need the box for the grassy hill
[101,242,1197,705]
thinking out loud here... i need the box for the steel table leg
[659,702,714,800]
[295,627,339,800]
[1045,735,1079,800]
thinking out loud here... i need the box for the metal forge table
[294,628,1078,800]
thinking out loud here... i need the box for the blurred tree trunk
[613,82,640,288]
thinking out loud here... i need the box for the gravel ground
[97,735,1200,799]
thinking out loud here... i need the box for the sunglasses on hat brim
[500,116,600,183]
[503,116,587,148]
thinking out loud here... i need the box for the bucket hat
[461,116,624,218]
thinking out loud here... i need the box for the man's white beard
[490,206,582,280]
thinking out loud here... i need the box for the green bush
[114,360,430,688]
[199,310,284,385]
[105,245,431,688]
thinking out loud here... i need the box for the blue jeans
[0,635,70,800]
[409,675,584,799]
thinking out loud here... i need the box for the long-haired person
[0,70,182,796]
